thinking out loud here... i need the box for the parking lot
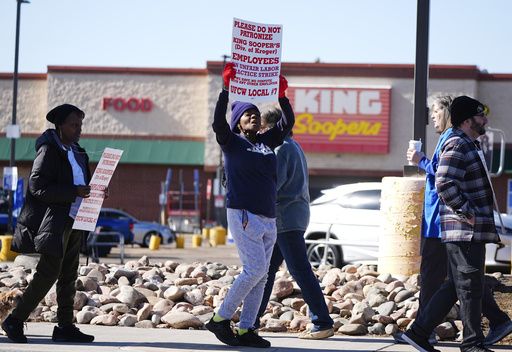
[80,233,242,267]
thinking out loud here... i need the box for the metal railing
[87,230,124,264]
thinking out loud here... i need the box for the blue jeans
[412,241,486,350]
[254,230,333,330]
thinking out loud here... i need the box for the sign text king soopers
[288,86,391,153]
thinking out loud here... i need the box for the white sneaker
[395,331,437,345]
[298,328,334,340]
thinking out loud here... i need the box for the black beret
[46,104,84,126]
[450,96,485,127]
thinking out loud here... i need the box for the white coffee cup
[408,140,422,165]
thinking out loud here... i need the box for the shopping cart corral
[86,227,125,264]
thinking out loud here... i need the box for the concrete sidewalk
[1,322,510,352]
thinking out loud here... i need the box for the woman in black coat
[3,104,100,344]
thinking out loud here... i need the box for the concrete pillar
[378,176,425,276]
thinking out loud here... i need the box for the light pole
[413,0,429,152]
[405,0,429,177]
[7,0,29,234]
[214,55,230,228]
[219,54,230,168]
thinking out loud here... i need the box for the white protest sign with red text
[72,147,123,231]
[230,18,282,103]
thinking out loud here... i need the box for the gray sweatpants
[217,208,277,329]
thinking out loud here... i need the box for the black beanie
[46,104,84,126]
[450,96,485,127]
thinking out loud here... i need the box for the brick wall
[100,163,215,222]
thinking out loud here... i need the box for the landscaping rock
[0,255,477,341]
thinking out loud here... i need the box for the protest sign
[72,148,123,231]
[230,18,283,103]
[3,167,17,191]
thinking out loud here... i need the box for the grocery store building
[1,62,512,223]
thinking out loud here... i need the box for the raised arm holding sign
[206,18,295,348]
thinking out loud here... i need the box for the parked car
[99,208,176,247]
[92,209,135,257]
[0,199,17,235]
[305,182,381,268]
[304,182,512,270]
[97,209,135,245]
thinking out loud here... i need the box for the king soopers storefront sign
[98,87,390,155]
[288,86,391,154]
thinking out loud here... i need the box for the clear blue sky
[1,0,511,74]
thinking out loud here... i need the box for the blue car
[99,208,175,247]
[0,200,17,235]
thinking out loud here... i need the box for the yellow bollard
[209,230,218,247]
[209,233,216,247]
[209,226,227,246]
[149,235,161,250]
[215,226,226,245]
[202,227,210,240]
[0,235,19,261]
[192,234,202,247]
[176,235,185,248]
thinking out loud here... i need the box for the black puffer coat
[11,129,91,258]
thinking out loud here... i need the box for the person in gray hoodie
[253,108,334,339]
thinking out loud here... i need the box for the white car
[304,182,512,270]
[100,208,176,247]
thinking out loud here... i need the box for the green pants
[13,217,82,327]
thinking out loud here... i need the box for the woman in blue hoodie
[205,63,294,348]
[394,95,512,346]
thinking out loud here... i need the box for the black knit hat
[46,104,84,126]
[450,96,485,127]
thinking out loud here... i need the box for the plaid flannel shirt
[435,128,499,243]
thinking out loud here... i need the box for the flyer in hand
[72,147,123,231]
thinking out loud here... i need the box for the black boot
[52,324,94,343]
[1,314,27,343]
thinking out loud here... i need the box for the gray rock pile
[0,255,504,340]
